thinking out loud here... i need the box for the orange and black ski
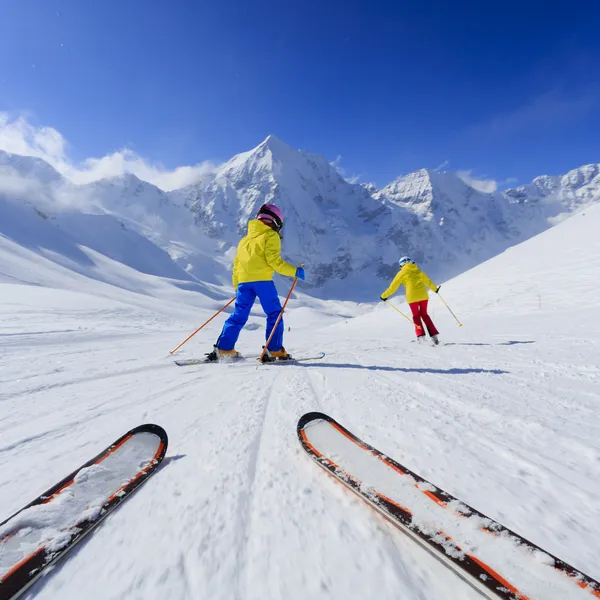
[0,424,168,600]
[298,412,599,600]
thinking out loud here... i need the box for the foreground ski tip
[297,413,600,600]
[0,424,168,600]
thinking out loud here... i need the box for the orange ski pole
[169,297,236,354]
[259,278,298,363]
[437,293,463,327]
[386,301,422,332]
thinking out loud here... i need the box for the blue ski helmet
[398,256,414,267]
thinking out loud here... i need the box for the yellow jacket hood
[232,219,297,287]
[381,263,437,303]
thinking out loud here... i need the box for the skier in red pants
[380,256,441,344]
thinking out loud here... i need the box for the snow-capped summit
[378,169,495,218]
[380,169,437,205]
[170,137,600,298]
[505,163,600,214]
[0,150,63,184]
[174,134,383,290]
[1,137,599,300]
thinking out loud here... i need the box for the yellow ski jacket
[381,263,438,303]
[232,220,297,288]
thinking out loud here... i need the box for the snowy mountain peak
[2,136,600,300]
[257,133,295,156]
[378,169,481,221]
[504,163,600,213]
[380,169,436,205]
[217,134,322,186]
[0,150,63,184]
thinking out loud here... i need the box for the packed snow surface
[1,204,599,599]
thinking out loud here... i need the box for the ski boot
[261,347,293,363]
[204,346,241,362]
[431,335,440,346]
[416,335,427,344]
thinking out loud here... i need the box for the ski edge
[297,412,600,600]
[0,424,169,600]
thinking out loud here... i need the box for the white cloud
[456,170,519,193]
[468,87,600,139]
[434,159,449,172]
[0,113,218,191]
[456,170,498,193]
[330,154,361,184]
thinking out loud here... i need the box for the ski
[174,352,326,367]
[297,412,600,600]
[0,424,168,600]
[260,352,326,365]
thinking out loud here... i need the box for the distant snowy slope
[174,137,600,298]
[443,200,600,317]
[174,135,384,290]
[1,145,599,302]
[341,199,600,338]
[505,163,600,216]
[0,154,228,301]
[375,169,515,282]
[0,150,63,184]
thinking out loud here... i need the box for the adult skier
[205,203,305,362]
[380,256,441,344]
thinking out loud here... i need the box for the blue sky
[0,0,599,189]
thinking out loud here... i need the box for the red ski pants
[409,300,439,338]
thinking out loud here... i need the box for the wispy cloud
[457,170,519,193]
[330,154,361,184]
[0,113,218,191]
[468,87,600,139]
[434,159,449,172]
[456,170,499,193]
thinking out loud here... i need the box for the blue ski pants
[216,281,284,351]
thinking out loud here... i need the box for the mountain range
[0,136,598,301]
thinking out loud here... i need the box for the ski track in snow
[2,208,600,599]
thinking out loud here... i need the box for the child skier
[380,256,441,344]
[206,203,305,362]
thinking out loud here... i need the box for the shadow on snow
[295,363,509,375]
[443,341,535,347]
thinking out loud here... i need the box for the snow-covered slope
[174,135,385,291]
[1,196,598,599]
[505,163,600,211]
[0,151,232,295]
[175,137,600,298]
[73,173,228,284]
[1,145,599,303]
[375,168,516,282]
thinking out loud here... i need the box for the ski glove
[380,296,387,302]
[295,267,305,280]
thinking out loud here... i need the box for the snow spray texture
[0,424,168,600]
[297,412,600,600]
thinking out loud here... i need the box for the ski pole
[259,277,298,363]
[437,293,463,327]
[385,301,422,332]
[169,297,236,354]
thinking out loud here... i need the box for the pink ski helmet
[257,203,284,232]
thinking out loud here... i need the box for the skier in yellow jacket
[380,256,441,344]
[206,204,304,362]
